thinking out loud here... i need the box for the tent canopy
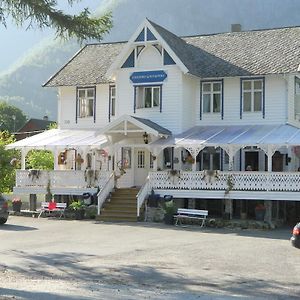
[150,124,300,149]
[6,129,108,150]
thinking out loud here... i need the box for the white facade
[8,19,300,222]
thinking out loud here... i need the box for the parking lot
[0,216,299,299]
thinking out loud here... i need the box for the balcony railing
[148,171,300,192]
[15,170,111,190]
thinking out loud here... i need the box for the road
[0,216,299,299]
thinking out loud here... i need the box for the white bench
[174,208,208,227]
[38,202,67,218]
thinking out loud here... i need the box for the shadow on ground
[6,251,299,300]
[0,224,38,231]
[94,220,292,241]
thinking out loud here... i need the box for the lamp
[143,132,149,144]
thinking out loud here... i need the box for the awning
[150,124,300,148]
[6,129,108,150]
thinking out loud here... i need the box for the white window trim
[77,87,95,119]
[136,85,161,109]
[242,79,264,113]
[201,81,222,114]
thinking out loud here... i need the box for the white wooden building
[7,19,300,223]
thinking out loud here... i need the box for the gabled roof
[17,118,55,132]
[44,20,300,87]
[100,115,171,137]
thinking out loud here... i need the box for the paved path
[0,216,299,299]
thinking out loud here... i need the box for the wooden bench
[38,201,67,219]
[174,208,208,227]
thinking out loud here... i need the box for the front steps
[96,188,139,222]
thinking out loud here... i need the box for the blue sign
[130,70,167,83]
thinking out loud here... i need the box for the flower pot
[12,202,22,212]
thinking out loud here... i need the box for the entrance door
[134,148,150,187]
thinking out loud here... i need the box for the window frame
[134,84,162,112]
[240,77,265,118]
[109,85,116,122]
[200,80,223,120]
[76,86,96,123]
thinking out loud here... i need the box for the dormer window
[77,87,95,118]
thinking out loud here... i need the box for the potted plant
[12,197,22,212]
[255,203,266,221]
[69,200,85,220]
[161,199,177,225]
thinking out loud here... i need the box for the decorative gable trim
[106,19,189,79]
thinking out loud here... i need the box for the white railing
[97,172,115,215]
[148,171,300,192]
[15,170,112,190]
[136,177,151,217]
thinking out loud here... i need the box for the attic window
[147,28,156,41]
[164,50,175,65]
[122,50,135,68]
[135,28,145,42]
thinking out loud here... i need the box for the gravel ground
[0,216,299,299]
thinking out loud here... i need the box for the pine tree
[0,1,112,42]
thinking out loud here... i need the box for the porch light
[143,132,149,144]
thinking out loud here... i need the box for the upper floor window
[110,86,116,117]
[202,81,222,113]
[242,79,264,112]
[136,85,161,109]
[77,87,95,118]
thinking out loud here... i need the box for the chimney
[43,115,48,121]
[231,24,242,32]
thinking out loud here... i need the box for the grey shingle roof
[44,42,125,87]
[150,19,300,78]
[44,21,300,87]
[132,116,171,136]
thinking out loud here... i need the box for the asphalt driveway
[0,216,299,299]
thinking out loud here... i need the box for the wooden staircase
[96,188,139,222]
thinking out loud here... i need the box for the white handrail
[136,177,151,217]
[97,172,115,215]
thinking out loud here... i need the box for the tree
[0,0,112,42]
[26,150,54,170]
[0,102,27,133]
[0,131,18,193]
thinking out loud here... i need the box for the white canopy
[150,124,300,148]
[6,129,108,150]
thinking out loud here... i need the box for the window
[201,81,222,113]
[242,79,264,112]
[137,151,145,168]
[109,86,116,117]
[136,86,160,109]
[77,87,95,118]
